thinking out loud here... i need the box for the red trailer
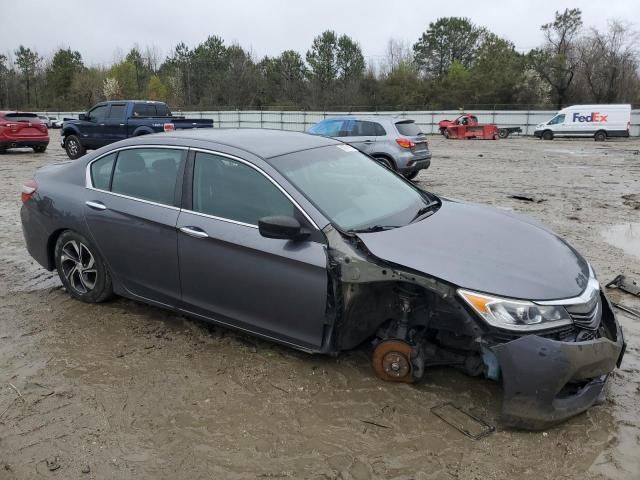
[438,114,499,140]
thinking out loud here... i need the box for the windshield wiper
[410,201,439,223]
[350,225,400,233]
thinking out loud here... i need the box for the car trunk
[3,113,47,138]
[395,120,428,154]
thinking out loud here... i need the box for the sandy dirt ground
[0,130,639,480]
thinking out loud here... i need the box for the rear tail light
[22,180,38,203]
[396,138,416,149]
[164,123,175,132]
[39,123,48,132]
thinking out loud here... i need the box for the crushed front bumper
[490,297,625,430]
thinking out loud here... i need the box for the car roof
[159,128,342,159]
[319,115,413,123]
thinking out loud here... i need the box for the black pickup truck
[61,100,213,159]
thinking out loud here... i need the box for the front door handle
[86,200,107,211]
[179,226,209,238]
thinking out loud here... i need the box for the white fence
[42,109,640,136]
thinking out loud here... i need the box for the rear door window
[107,104,127,121]
[192,152,294,226]
[155,104,171,117]
[395,121,423,136]
[110,148,184,206]
[353,120,385,136]
[132,103,157,117]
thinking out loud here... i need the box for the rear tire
[54,230,112,303]
[375,156,395,170]
[542,130,554,141]
[64,135,85,159]
[594,131,607,142]
[498,128,509,139]
[444,129,450,139]
[34,145,47,153]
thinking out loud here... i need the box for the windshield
[547,114,565,125]
[271,145,439,231]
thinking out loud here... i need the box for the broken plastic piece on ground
[606,275,640,297]
[613,302,640,319]
[509,193,546,203]
[431,402,495,440]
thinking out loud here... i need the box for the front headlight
[458,289,572,331]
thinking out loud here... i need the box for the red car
[0,111,49,153]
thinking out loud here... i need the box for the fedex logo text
[572,112,608,123]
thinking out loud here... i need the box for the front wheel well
[61,129,76,141]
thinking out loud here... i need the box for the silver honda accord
[20,128,625,430]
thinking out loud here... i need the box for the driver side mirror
[79,113,87,121]
[258,216,309,241]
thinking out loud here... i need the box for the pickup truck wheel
[498,128,509,139]
[65,135,85,159]
[542,130,554,141]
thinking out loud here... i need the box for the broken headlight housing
[458,289,572,331]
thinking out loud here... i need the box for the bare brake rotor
[371,340,415,383]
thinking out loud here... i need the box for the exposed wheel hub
[372,339,414,383]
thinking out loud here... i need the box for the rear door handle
[179,226,209,238]
[363,139,374,144]
[85,200,107,211]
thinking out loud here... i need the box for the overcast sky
[1,0,638,66]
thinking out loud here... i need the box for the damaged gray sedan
[20,129,625,430]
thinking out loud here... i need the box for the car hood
[356,199,590,301]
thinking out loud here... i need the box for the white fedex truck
[534,104,631,141]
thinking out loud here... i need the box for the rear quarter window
[395,121,423,136]
[91,152,117,190]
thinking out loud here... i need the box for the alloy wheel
[60,240,97,294]
[67,139,79,156]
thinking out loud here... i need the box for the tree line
[1,8,638,112]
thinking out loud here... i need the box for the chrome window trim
[180,208,258,230]
[85,186,181,211]
[190,147,320,230]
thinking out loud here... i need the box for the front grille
[565,292,602,330]
[489,324,602,344]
